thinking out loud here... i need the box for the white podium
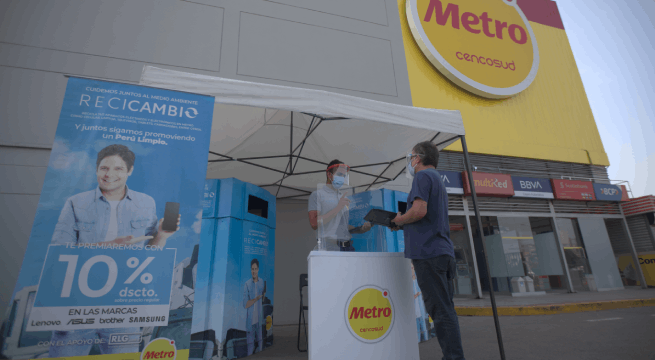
[307,251,419,360]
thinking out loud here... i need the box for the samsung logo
[79,94,198,119]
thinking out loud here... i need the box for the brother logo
[80,94,199,119]
[519,180,542,190]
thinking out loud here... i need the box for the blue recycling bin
[347,189,408,253]
[192,178,276,360]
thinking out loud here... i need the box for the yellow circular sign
[266,315,273,331]
[141,338,177,360]
[345,286,394,343]
[407,0,539,98]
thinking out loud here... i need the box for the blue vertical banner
[1,78,214,359]
[193,179,276,359]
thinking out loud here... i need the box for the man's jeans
[247,323,263,355]
[412,255,465,360]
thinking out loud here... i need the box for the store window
[556,218,593,291]
[528,218,567,292]
[449,216,477,296]
[469,216,567,294]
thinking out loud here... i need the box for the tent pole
[460,135,506,360]
[289,112,293,174]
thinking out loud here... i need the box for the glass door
[449,216,477,296]
[556,218,593,291]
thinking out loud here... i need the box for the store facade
[436,174,635,298]
[0,0,651,331]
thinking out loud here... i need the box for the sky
[555,0,655,197]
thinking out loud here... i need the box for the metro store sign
[406,0,539,98]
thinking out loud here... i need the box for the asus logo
[67,318,95,325]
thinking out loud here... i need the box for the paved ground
[454,287,655,315]
[250,307,655,360]
[454,287,655,308]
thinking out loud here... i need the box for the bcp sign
[407,0,539,98]
[593,183,623,202]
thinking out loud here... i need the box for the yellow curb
[455,298,655,316]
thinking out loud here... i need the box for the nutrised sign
[551,179,595,201]
[463,171,514,197]
[406,0,539,98]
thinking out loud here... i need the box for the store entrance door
[556,218,594,291]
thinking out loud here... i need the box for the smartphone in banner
[163,202,180,231]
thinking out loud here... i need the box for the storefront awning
[139,66,465,199]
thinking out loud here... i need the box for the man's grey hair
[412,141,439,168]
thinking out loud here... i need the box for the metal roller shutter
[466,197,550,213]
[437,151,610,180]
[448,195,464,211]
[626,215,655,253]
[605,219,632,255]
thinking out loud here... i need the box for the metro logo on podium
[345,286,395,343]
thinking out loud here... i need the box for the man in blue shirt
[48,144,180,357]
[392,141,465,360]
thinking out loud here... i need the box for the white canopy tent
[139,66,464,198]
[138,66,506,359]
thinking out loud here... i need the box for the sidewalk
[454,287,655,315]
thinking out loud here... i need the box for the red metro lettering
[349,306,392,319]
[142,351,175,359]
[423,0,528,44]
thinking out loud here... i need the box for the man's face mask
[406,153,422,179]
[327,164,350,189]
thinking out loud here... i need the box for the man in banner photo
[243,258,265,356]
[52,144,180,247]
[48,144,180,357]
[0,77,214,360]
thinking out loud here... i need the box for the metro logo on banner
[439,170,464,194]
[463,171,514,197]
[593,183,624,202]
[511,176,553,199]
[406,0,539,98]
[551,179,595,201]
